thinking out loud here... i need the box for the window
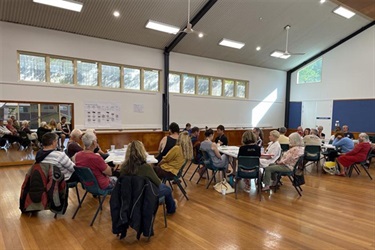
[18,51,160,93]
[169,73,181,93]
[50,58,74,84]
[77,61,98,86]
[236,81,246,98]
[197,76,209,95]
[124,67,140,90]
[297,57,322,84]
[211,78,222,96]
[19,54,46,82]
[182,74,195,94]
[224,80,234,97]
[144,69,159,91]
[101,64,120,88]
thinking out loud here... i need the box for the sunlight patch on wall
[252,89,277,127]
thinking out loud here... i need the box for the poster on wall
[84,102,121,128]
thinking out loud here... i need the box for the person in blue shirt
[332,131,354,153]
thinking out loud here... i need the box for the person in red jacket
[336,133,372,176]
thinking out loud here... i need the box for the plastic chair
[304,145,321,172]
[274,156,305,196]
[280,144,289,152]
[162,160,189,200]
[348,149,373,180]
[198,149,227,189]
[72,166,112,226]
[235,156,261,200]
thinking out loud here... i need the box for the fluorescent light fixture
[219,39,245,49]
[270,51,290,59]
[33,0,83,12]
[145,20,180,34]
[333,6,355,19]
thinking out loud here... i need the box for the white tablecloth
[104,149,158,165]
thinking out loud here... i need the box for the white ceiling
[0,0,373,71]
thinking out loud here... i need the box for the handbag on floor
[213,178,235,194]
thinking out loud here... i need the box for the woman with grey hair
[67,128,83,158]
[260,130,282,168]
[336,133,371,176]
[262,132,304,191]
[73,132,117,190]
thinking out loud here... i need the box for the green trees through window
[297,58,322,84]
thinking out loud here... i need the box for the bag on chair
[213,179,235,194]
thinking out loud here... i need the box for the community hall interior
[0,0,374,249]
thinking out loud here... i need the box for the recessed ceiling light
[218,39,245,49]
[145,20,180,34]
[256,46,261,51]
[33,0,83,12]
[113,11,120,17]
[333,6,355,19]
[198,33,204,38]
[320,0,326,3]
[270,51,290,59]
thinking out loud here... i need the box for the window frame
[296,57,323,84]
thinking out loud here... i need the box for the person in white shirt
[260,130,281,168]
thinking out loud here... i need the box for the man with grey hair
[73,132,117,190]
[278,127,289,144]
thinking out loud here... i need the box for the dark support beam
[163,51,170,131]
[165,0,218,53]
[284,72,291,128]
[163,0,218,130]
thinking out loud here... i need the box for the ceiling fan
[271,25,305,59]
[179,0,204,37]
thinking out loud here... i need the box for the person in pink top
[72,131,117,190]
[336,133,372,176]
[262,132,304,191]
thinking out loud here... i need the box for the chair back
[200,149,214,169]
[74,166,107,195]
[176,160,188,178]
[237,156,260,179]
[280,144,289,152]
[304,145,321,161]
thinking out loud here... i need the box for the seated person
[200,128,229,171]
[336,133,371,176]
[49,118,66,150]
[328,126,341,144]
[190,126,201,161]
[10,115,21,131]
[57,116,71,141]
[154,131,193,179]
[317,126,325,139]
[342,125,354,139]
[35,132,78,183]
[260,130,282,168]
[332,132,354,153]
[67,129,83,158]
[297,126,304,137]
[85,128,109,160]
[0,119,22,145]
[303,128,311,137]
[73,132,117,190]
[36,122,52,145]
[156,122,180,162]
[262,132,304,191]
[237,130,261,192]
[6,118,19,136]
[120,140,177,214]
[303,129,321,146]
[252,127,263,148]
[21,120,37,141]
[183,123,192,135]
[278,127,289,145]
[215,125,228,146]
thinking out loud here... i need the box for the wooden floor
[1,156,375,249]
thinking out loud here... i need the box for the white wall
[290,26,375,101]
[170,53,286,128]
[290,26,375,133]
[0,22,287,130]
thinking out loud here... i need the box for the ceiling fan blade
[287,52,305,55]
